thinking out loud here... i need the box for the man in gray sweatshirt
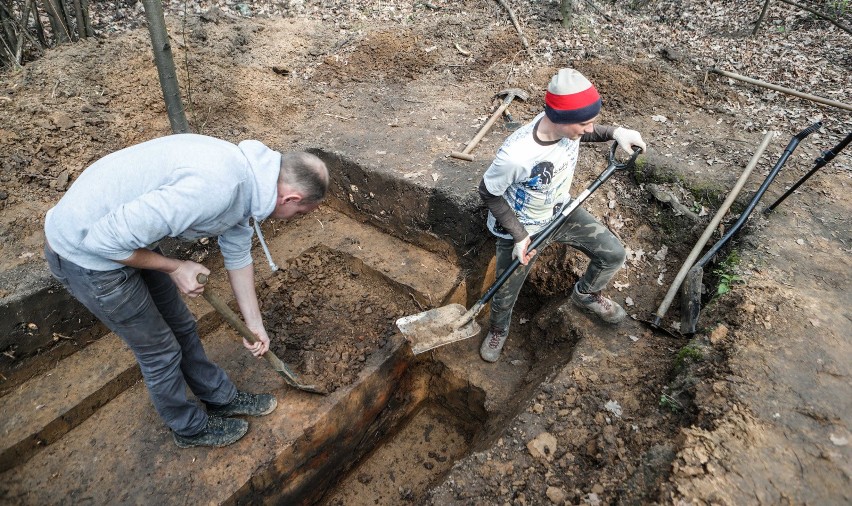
[44,134,329,448]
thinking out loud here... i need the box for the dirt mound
[314,29,440,84]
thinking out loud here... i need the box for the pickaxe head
[495,88,529,104]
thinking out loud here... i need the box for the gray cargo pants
[44,243,236,436]
[490,207,626,331]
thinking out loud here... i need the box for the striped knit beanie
[544,68,602,124]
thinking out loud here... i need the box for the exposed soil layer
[322,403,474,505]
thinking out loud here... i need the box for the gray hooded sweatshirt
[44,134,280,272]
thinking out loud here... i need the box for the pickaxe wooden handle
[450,88,529,161]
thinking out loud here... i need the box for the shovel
[680,121,822,334]
[650,130,775,330]
[398,142,642,354]
[197,274,327,395]
[763,130,852,214]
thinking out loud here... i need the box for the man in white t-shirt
[478,68,647,362]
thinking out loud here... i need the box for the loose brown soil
[258,246,418,394]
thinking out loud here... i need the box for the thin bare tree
[141,0,190,134]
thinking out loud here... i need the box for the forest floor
[0,0,850,504]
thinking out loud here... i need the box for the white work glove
[512,236,537,266]
[612,127,647,155]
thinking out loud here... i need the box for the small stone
[660,47,683,61]
[55,170,70,191]
[604,400,622,418]
[709,324,728,345]
[527,432,557,461]
[830,434,848,446]
[51,112,74,129]
[546,486,566,504]
[585,492,601,506]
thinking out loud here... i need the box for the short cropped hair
[279,152,329,204]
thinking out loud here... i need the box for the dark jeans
[490,207,626,331]
[44,243,236,436]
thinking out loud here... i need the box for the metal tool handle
[455,142,641,328]
[764,130,852,213]
[651,130,774,327]
[694,121,821,269]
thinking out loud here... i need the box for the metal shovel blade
[396,304,482,355]
[680,265,704,335]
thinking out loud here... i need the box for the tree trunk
[0,2,20,68]
[561,0,572,27]
[15,0,34,64]
[0,6,15,67]
[32,3,48,46]
[72,0,85,38]
[59,0,76,41]
[41,0,70,43]
[141,0,190,134]
[752,0,771,35]
[80,0,92,36]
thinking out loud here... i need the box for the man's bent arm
[119,248,208,296]
[580,124,617,143]
[227,264,270,356]
[478,179,528,242]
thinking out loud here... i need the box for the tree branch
[709,67,852,112]
[775,0,852,35]
[752,0,771,35]
[494,0,535,61]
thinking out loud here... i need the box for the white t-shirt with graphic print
[482,112,580,240]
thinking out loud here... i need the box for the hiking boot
[570,284,627,324]
[173,415,248,449]
[479,326,509,363]
[207,391,278,417]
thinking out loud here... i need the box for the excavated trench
[0,150,687,504]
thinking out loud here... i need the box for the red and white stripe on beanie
[544,68,602,124]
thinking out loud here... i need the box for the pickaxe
[450,88,528,161]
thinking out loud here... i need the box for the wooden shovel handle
[197,273,259,345]
[652,130,774,325]
[195,274,327,395]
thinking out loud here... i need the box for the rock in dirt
[546,486,566,504]
[709,324,729,345]
[527,431,557,461]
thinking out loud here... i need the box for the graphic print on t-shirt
[527,161,554,190]
[513,160,556,211]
